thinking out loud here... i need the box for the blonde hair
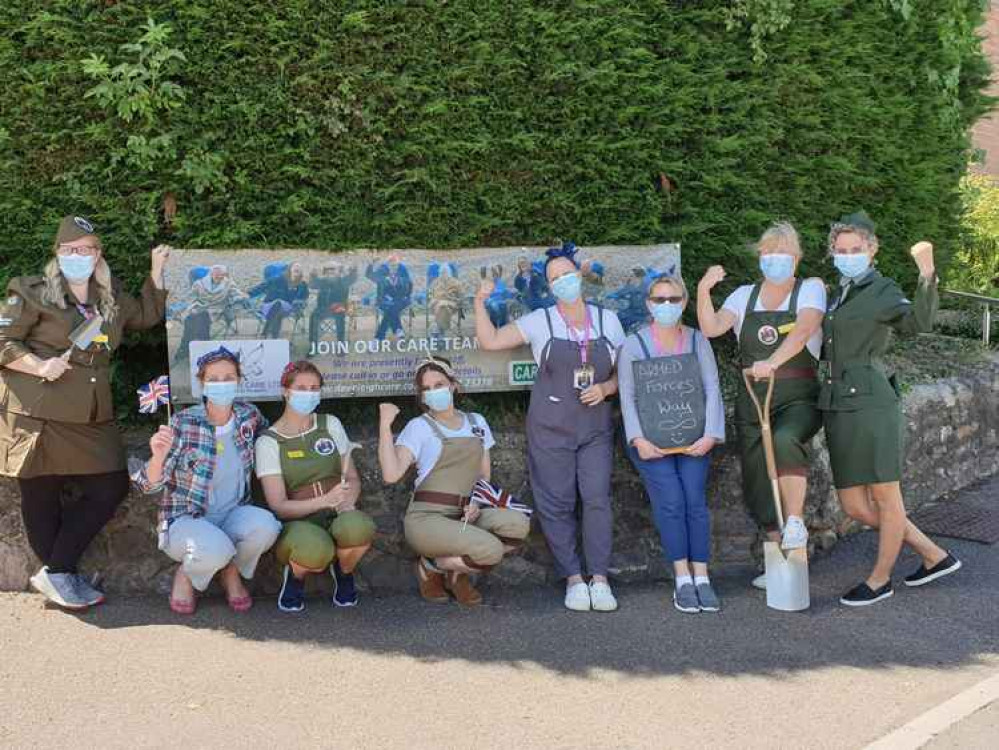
[41,249,118,322]
[756,221,802,257]
[648,272,688,302]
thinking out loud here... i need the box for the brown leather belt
[288,477,340,500]
[413,491,467,507]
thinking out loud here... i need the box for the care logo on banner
[164,244,680,402]
[188,339,290,399]
[509,361,538,386]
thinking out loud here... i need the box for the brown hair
[413,356,459,412]
[281,359,323,389]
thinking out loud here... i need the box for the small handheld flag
[470,479,533,516]
[137,375,171,419]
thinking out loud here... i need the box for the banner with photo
[165,244,681,402]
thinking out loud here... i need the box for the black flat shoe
[904,553,962,587]
[840,581,894,607]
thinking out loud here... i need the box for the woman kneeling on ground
[618,273,726,614]
[135,346,281,614]
[377,356,529,606]
[256,360,376,613]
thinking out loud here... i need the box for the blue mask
[58,254,96,282]
[649,301,683,326]
[759,253,795,283]
[422,386,453,412]
[287,390,320,415]
[202,381,238,407]
[551,272,582,303]
[833,253,871,279]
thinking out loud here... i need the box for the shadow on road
[70,529,998,680]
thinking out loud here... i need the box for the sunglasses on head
[648,295,683,304]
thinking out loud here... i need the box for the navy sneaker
[904,553,962,587]
[331,560,358,607]
[278,566,306,613]
[840,581,894,607]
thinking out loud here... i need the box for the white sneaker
[589,581,618,612]
[564,581,591,611]
[751,573,767,591]
[29,567,89,610]
[781,516,809,550]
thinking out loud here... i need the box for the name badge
[286,450,306,459]
[573,364,595,391]
[777,323,796,335]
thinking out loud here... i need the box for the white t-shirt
[396,412,495,488]
[721,278,827,359]
[515,304,627,365]
[255,414,353,478]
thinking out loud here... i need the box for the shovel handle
[742,369,784,531]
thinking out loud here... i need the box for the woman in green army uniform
[697,222,827,590]
[821,212,961,606]
[256,360,376,613]
[0,215,169,610]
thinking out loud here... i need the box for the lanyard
[557,305,592,364]
[651,326,684,357]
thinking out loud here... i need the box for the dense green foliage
[954,174,999,294]
[0,1,992,417]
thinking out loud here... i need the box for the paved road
[1,482,997,750]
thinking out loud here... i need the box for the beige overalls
[403,413,529,570]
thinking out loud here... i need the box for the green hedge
[0,1,991,417]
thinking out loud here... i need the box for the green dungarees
[819,271,938,489]
[735,279,822,530]
[270,417,376,571]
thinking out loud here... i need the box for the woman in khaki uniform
[0,215,169,610]
[822,212,961,606]
[257,360,376,613]
[377,356,529,606]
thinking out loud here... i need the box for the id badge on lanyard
[561,307,595,390]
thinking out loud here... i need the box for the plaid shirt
[133,402,268,538]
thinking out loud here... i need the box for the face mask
[422,386,453,412]
[833,253,871,279]
[58,254,96,282]
[287,390,320,415]
[649,301,683,326]
[202,381,238,407]
[551,272,582,303]
[759,253,795,283]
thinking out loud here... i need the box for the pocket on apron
[0,411,44,476]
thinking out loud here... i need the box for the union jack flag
[137,375,171,414]
[470,479,533,517]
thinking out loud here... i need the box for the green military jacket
[0,274,167,423]
[817,270,937,412]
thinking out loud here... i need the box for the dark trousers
[375,308,404,339]
[18,471,129,573]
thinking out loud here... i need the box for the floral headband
[415,355,456,379]
[195,345,241,371]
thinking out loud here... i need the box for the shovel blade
[764,542,810,612]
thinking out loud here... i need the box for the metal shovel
[743,369,810,612]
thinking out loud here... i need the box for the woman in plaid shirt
[135,346,280,614]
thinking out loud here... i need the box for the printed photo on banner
[165,245,680,401]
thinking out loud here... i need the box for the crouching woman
[135,346,280,614]
[377,356,529,606]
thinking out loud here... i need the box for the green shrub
[0,1,991,416]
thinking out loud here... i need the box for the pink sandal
[169,596,196,615]
[227,595,253,613]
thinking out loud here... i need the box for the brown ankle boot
[445,571,483,606]
[415,560,449,603]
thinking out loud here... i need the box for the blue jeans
[627,446,712,563]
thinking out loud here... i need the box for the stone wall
[1,353,997,596]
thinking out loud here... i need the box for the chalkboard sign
[632,352,706,451]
